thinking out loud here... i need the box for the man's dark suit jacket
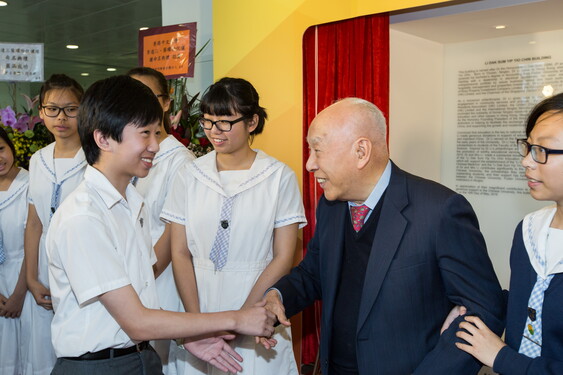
[274,162,505,375]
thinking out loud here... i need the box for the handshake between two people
[181,291,288,374]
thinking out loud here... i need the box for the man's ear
[93,129,112,152]
[355,138,371,169]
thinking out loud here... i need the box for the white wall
[161,0,213,97]
[389,29,444,182]
[390,27,562,289]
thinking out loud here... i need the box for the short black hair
[127,66,171,132]
[526,93,563,136]
[200,77,267,140]
[0,127,16,161]
[79,75,163,165]
[39,74,84,106]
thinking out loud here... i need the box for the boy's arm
[100,285,274,373]
[98,284,275,340]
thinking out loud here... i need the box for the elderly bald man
[264,98,505,375]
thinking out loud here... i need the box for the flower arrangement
[0,94,51,169]
[167,39,213,158]
[168,78,212,158]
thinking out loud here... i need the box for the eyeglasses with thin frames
[198,115,248,132]
[517,138,563,164]
[41,106,79,118]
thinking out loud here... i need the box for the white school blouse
[46,166,159,357]
[162,150,306,375]
[28,142,87,287]
[135,135,196,245]
[0,168,28,375]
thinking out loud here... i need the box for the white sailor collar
[37,142,87,184]
[152,135,187,166]
[523,204,563,278]
[189,149,283,197]
[0,168,28,210]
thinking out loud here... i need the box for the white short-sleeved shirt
[135,135,196,245]
[46,166,159,358]
[28,142,87,286]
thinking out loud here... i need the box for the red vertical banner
[301,12,389,366]
[138,23,197,79]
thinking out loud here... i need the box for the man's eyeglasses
[198,116,248,132]
[517,138,563,164]
[41,106,79,118]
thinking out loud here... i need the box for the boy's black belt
[63,341,151,361]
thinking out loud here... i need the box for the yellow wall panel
[212,0,451,180]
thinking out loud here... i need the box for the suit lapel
[357,164,408,331]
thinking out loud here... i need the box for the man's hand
[264,289,291,327]
[254,290,289,348]
[455,315,506,368]
[440,305,467,334]
[184,334,243,373]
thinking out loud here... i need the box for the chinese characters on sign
[138,23,197,79]
[0,43,44,82]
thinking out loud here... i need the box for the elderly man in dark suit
[263,98,505,375]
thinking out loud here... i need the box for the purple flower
[14,113,29,131]
[0,106,17,127]
[28,115,42,131]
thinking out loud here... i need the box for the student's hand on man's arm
[440,305,467,334]
[184,334,243,373]
[455,316,506,368]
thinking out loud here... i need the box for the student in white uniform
[163,77,306,375]
[0,128,29,375]
[23,74,86,375]
[46,75,276,375]
[128,67,197,372]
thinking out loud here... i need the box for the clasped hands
[183,298,282,374]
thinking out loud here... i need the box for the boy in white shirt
[46,75,276,375]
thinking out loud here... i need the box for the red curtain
[301,13,389,365]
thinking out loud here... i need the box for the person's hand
[0,293,8,317]
[263,289,291,327]
[255,335,278,350]
[184,334,243,373]
[0,291,26,318]
[441,305,467,334]
[28,280,52,310]
[455,315,506,368]
[254,290,288,348]
[234,300,276,337]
